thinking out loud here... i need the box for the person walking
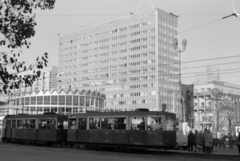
[196,130,203,152]
[228,133,233,148]
[237,132,240,154]
[202,128,207,152]
[193,130,198,152]
[205,130,213,153]
[187,130,194,151]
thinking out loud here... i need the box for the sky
[3,0,240,85]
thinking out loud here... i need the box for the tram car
[1,113,68,145]
[67,109,176,150]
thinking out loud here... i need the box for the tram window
[130,117,146,130]
[68,119,77,129]
[78,118,86,129]
[39,120,47,129]
[29,120,36,129]
[147,117,162,131]
[89,118,100,129]
[47,119,56,129]
[72,107,78,114]
[23,120,29,129]
[57,120,68,129]
[12,120,16,129]
[17,120,23,129]
[114,117,126,130]
[6,120,11,129]
[165,117,174,131]
[101,118,113,130]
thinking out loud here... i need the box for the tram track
[1,141,239,160]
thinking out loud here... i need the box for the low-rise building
[2,89,105,116]
[193,81,240,133]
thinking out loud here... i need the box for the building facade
[58,8,180,113]
[1,89,105,116]
[193,81,240,132]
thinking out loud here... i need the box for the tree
[219,100,235,134]
[208,88,227,134]
[0,0,56,94]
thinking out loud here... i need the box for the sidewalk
[169,147,240,158]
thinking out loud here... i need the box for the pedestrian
[202,128,207,152]
[228,133,233,148]
[196,130,203,152]
[187,130,194,151]
[205,130,213,153]
[237,132,240,154]
[193,130,198,152]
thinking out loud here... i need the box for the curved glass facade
[7,89,106,115]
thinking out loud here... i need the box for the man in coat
[187,130,194,151]
[237,132,240,154]
[205,130,213,153]
[202,128,207,152]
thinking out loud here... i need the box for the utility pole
[172,38,187,122]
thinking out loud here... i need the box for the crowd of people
[187,129,214,153]
[187,129,240,154]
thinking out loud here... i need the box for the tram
[1,109,177,150]
[67,109,176,150]
[1,113,68,145]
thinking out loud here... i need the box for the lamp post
[172,38,187,122]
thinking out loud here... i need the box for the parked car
[175,132,188,150]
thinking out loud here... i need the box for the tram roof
[70,111,176,117]
[4,113,68,119]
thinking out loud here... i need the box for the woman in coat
[196,131,203,152]
[205,130,213,153]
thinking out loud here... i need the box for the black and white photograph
[0,0,240,160]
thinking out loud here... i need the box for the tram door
[5,120,12,139]
[68,118,77,142]
[38,118,57,141]
[129,116,146,145]
[77,118,87,143]
[38,119,47,141]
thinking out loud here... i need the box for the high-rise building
[58,8,179,113]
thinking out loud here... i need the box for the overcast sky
[4,0,240,85]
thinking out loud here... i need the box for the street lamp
[172,38,187,85]
[172,38,187,122]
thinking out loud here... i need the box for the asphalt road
[0,141,236,161]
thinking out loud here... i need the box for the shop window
[44,96,50,105]
[37,96,43,105]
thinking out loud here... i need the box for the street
[0,141,238,161]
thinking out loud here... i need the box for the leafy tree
[0,0,56,94]
[219,100,235,134]
[208,88,227,134]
